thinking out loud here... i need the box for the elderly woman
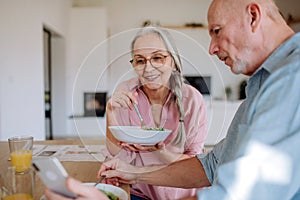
[105,26,208,200]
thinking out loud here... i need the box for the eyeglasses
[130,54,169,70]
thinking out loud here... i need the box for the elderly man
[46,0,300,199]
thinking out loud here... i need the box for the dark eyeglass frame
[130,54,169,70]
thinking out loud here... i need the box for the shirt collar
[255,33,300,75]
[247,33,300,94]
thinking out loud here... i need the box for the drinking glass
[1,167,34,200]
[8,136,33,172]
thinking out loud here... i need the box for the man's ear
[247,3,261,32]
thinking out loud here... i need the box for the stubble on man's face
[231,44,256,76]
[231,60,247,74]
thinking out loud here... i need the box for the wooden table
[0,139,130,200]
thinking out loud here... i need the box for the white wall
[73,0,211,34]
[290,22,300,32]
[74,0,248,100]
[65,7,108,137]
[66,7,108,116]
[52,37,67,136]
[0,0,71,140]
[275,0,300,32]
[275,0,300,19]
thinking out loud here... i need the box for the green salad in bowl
[95,183,128,200]
[143,127,165,131]
[100,189,119,200]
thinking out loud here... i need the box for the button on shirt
[197,33,300,199]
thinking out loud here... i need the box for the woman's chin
[143,83,164,90]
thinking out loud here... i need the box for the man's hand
[99,157,209,189]
[98,158,139,186]
[45,177,109,200]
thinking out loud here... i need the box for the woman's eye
[152,56,163,62]
[136,58,145,64]
[153,56,162,60]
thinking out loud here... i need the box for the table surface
[0,139,130,200]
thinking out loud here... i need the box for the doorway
[43,28,53,139]
[43,27,67,139]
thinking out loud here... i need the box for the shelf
[163,24,207,30]
[287,19,300,25]
[69,115,105,118]
[286,14,300,25]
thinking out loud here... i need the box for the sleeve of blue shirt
[196,47,300,199]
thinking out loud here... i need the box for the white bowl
[82,182,97,186]
[95,183,128,200]
[109,126,172,145]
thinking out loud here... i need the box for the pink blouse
[105,77,208,200]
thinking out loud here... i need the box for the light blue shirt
[197,33,300,200]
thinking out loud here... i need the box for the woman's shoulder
[182,83,203,99]
[181,83,207,107]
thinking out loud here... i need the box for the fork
[133,102,146,129]
[94,156,109,186]
[94,175,106,186]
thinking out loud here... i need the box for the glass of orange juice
[8,136,33,172]
[1,167,34,200]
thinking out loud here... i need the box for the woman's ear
[172,66,177,72]
[171,60,177,72]
[247,3,261,32]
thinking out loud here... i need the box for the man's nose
[209,40,219,55]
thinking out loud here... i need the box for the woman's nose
[144,60,155,71]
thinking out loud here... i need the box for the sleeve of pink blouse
[105,78,141,161]
[183,85,208,155]
[104,99,139,163]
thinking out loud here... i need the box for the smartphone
[32,157,78,199]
